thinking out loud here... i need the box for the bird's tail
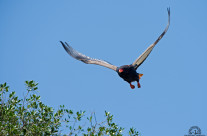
[139,73,143,79]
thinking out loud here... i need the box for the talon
[139,73,143,79]
[138,82,141,88]
[130,83,135,89]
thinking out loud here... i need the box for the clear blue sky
[1,0,207,135]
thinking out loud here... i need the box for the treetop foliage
[0,81,139,136]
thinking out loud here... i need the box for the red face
[119,68,124,73]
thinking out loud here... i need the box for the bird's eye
[119,69,124,73]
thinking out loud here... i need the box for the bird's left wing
[132,8,170,70]
[60,41,117,71]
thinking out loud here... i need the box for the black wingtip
[167,7,170,25]
[60,41,67,49]
[167,7,170,16]
[60,41,64,45]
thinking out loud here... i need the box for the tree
[0,81,139,136]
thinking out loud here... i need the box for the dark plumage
[60,8,170,89]
[116,65,141,89]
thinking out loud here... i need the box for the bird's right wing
[132,8,170,70]
[60,41,118,71]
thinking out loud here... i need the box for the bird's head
[116,65,130,76]
[117,67,126,74]
[116,68,126,78]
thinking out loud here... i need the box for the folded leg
[130,83,135,89]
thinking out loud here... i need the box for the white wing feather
[132,8,170,69]
[60,41,117,71]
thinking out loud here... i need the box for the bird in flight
[60,8,170,89]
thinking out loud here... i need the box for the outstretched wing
[132,8,170,70]
[60,41,117,71]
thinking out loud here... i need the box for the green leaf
[0,81,139,136]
